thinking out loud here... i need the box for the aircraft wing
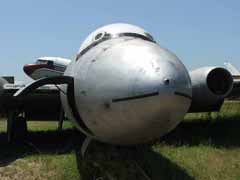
[0,83,62,120]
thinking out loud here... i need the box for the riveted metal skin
[61,24,192,145]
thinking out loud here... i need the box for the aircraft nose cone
[72,39,192,145]
[125,49,192,143]
[23,64,46,77]
[131,47,192,102]
[23,64,34,76]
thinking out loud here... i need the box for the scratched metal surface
[63,36,191,144]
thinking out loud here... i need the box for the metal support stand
[7,110,27,143]
[7,110,16,143]
[58,109,64,131]
[81,137,92,157]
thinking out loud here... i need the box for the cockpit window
[144,32,154,41]
[48,61,54,66]
[36,60,53,66]
[94,32,105,41]
[36,60,48,65]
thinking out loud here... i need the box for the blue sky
[0,0,240,82]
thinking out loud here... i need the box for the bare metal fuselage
[61,37,192,145]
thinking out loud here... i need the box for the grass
[0,101,240,180]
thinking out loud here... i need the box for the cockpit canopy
[36,59,53,66]
[36,57,71,67]
[78,23,155,56]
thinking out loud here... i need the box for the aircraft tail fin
[224,62,240,75]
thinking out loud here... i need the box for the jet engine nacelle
[189,67,233,112]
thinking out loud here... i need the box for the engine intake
[207,68,233,95]
[189,67,233,112]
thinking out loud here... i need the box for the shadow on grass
[0,129,195,179]
[75,142,194,180]
[0,115,239,179]
[0,129,85,166]
[162,116,240,147]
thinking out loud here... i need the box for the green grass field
[0,101,240,180]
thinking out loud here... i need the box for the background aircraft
[224,62,240,99]
[224,62,240,76]
[0,23,239,152]
[24,57,71,80]
[224,62,240,81]
[0,57,70,140]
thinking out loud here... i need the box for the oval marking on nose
[155,67,160,72]
[81,90,87,96]
[104,102,111,109]
[164,78,170,85]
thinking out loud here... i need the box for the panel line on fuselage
[66,82,94,136]
[174,91,192,100]
[112,91,159,103]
